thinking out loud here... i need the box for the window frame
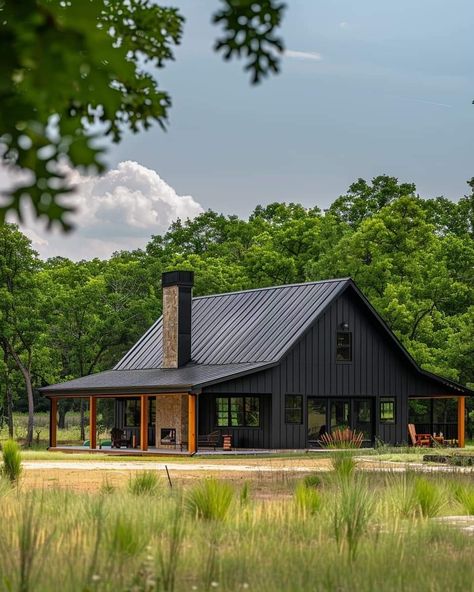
[215,396,261,428]
[379,397,396,423]
[336,331,352,363]
[124,397,156,428]
[285,394,303,425]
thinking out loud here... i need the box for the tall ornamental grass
[185,478,234,521]
[1,439,22,483]
[0,471,471,591]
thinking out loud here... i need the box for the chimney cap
[162,270,194,288]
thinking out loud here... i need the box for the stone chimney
[161,270,194,368]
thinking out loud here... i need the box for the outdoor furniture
[408,424,431,447]
[197,430,220,450]
[111,428,132,449]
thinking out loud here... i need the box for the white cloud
[284,49,322,62]
[339,21,349,29]
[2,161,204,260]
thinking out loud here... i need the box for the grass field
[1,454,473,592]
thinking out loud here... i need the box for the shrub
[334,477,374,561]
[331,451,356,480]
[389,473,417,518]
[186,478,234,521]
[319,428,364,449]
[453,485,474,515]
[295,481,321,516]
[128,472,161,496]
[100,477,115,495]
[413,477,445,518]
[1,439,22,483]
[303,474,322,488]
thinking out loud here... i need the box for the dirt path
[22,460,327,472]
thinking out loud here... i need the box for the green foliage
[413,477,445,518]
[0,173,473,440]
[294,481,321,516]
[185,478,234,521]
[333,476,374,561]
[302,474,322,488]
[213,0,286,84]
[1,438,22,483]
[109,515,145,557]
[331,451,357,480]
[453,484,474,515]
[0,1,285,228]
[128,471,161,496]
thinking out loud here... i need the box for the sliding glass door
[308,397,374,446]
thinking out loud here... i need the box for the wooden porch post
[89,396,97,449]
[140,395,148,451]
[188,393,197,454]
[458,396,465,448]
[49,398,57,448]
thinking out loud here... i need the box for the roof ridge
[192,277,351,300]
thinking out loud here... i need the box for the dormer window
[336,331,352,362]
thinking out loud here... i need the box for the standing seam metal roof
[115,279,350,370]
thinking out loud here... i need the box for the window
[124,399,140,427]
[215,397,260,427]
[336,331,352,362]
[380,398,396,423]
[285,395,303,424]
[124,398,156,427]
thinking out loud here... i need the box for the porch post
[188,393,197,454]
[49,398,57,448]
[89,396,97,449]
[458,396,465,448]
[140,395,148,451]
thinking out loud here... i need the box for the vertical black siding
[203,285,462,448]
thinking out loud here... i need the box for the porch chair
[197,430,220,450]
[408,424,431,447]
[111,428,133,449]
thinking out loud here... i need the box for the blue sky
[7,0,474,259]
[111,0,474,214]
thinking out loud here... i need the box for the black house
[42,271,472,452]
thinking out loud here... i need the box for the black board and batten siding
[203,285,464,448]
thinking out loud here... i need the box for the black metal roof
[40,277,473,397]
[40,362,271,395]
[116,278,349,369]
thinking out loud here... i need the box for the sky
[4,0,474,259]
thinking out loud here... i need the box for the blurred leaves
[213,0,286,83]
[0,0,286,230]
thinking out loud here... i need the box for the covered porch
[48,392,198,455]
[409,395,466,447]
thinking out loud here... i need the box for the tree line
[0,175,473,445]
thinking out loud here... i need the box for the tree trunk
[6,343,34,447]
[58,404,67,429]
[6,381,13,439]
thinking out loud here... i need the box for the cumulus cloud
[3,161,204,260]
[284,49,322,62]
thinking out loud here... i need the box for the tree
[0,0,286,229]
[0,224,45,446]
[328,175,417,229]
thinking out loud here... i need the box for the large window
[124,398,156,428]
[380,397,396,423]
[285,395,303,424]
[336,332,352,362]
[216,397,260,427]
